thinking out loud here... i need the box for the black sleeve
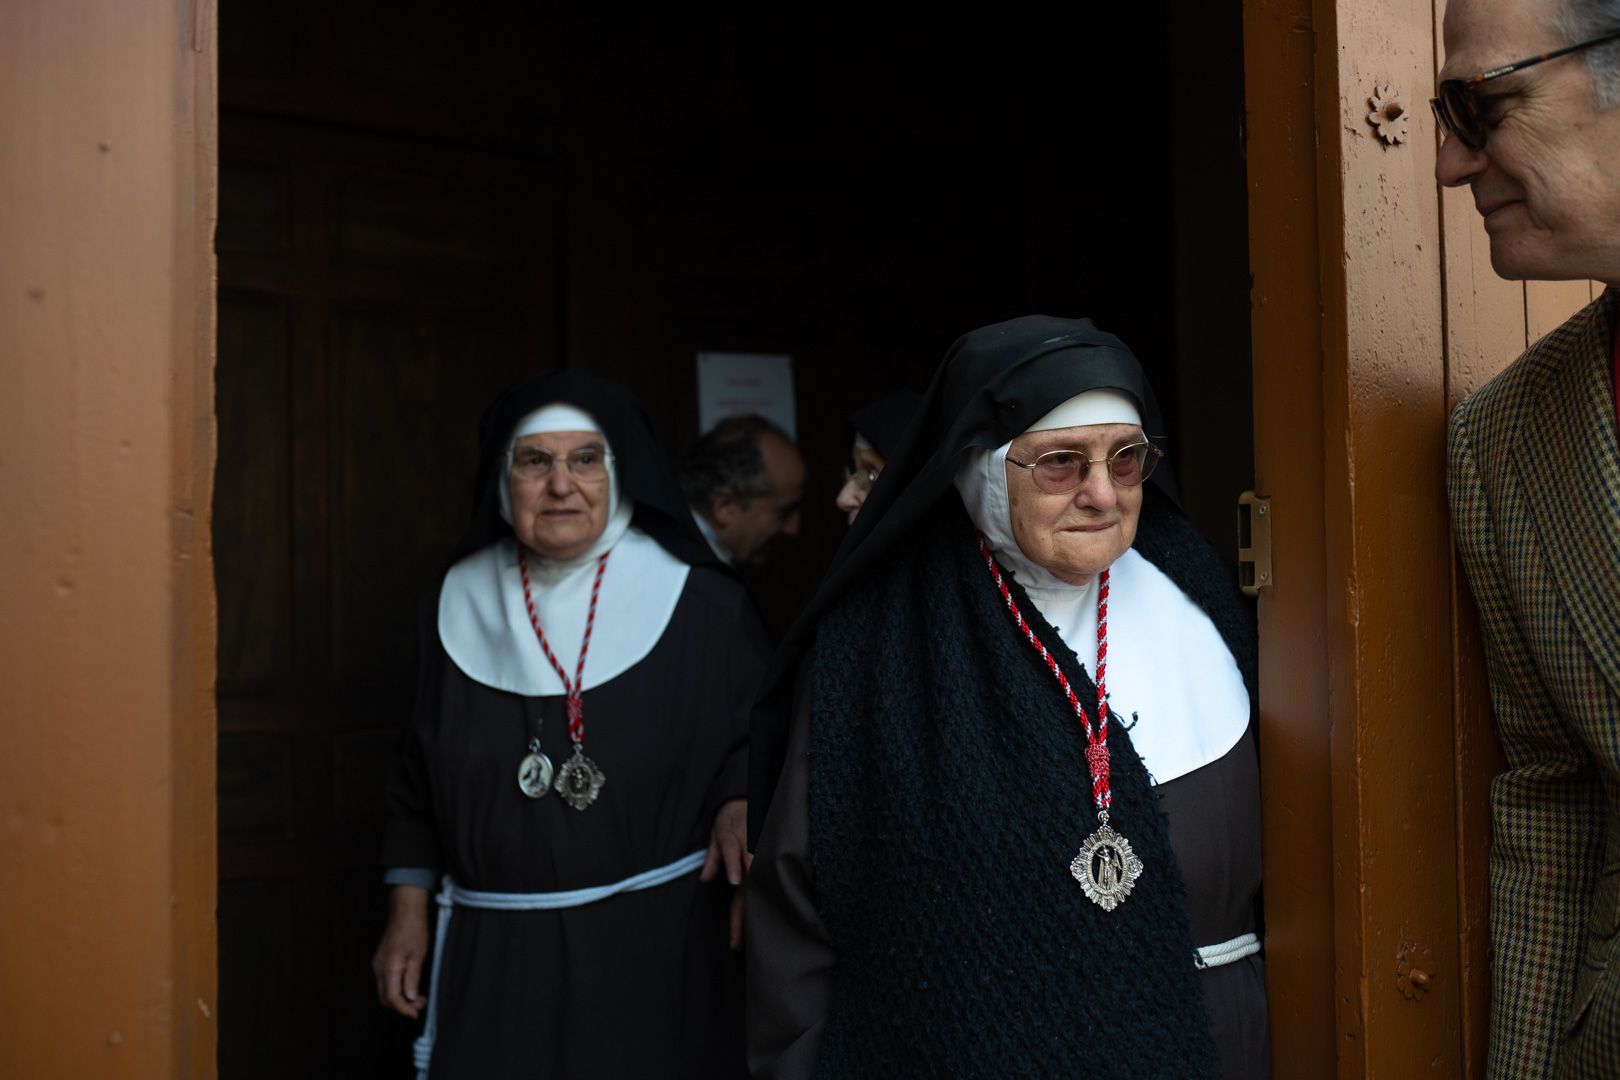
[745,666,833,1079]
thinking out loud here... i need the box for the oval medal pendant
[1069,821,1144,912]
[555,746,606,810]
[517,751,555,799]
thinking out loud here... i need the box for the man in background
[1437,0,1620,1075]
[678,414,805,567]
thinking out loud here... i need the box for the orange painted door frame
[1248,0,1475,1073]
[0,2,218,1078]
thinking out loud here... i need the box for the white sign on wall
[696,352,796,440]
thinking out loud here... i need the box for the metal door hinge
[1237,492,1272,596]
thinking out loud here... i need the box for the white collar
[953,438,1249,782]
[1017,548,1250,785]
[437,529,690,696]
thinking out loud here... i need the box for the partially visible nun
[833,388,920,524]
[373,370,766,1079]
[747,316,1267,1079]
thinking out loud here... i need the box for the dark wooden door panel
[215,293,295,691]
[330,307,526,689]
[217,878,296,1080]
[217,105,559,1077]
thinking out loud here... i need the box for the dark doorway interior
[213,3,1250,1076]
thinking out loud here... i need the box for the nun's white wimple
[951,387,1249,786]
[497,403,623,530]
[443,400,684,697]
[951,389,1145,591]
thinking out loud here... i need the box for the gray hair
[1562,0,1620,108]
[676,414,792,508]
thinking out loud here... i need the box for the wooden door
[1243,0,1604,1074]
[214,112,558,1078]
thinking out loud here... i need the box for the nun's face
[507,430,611,559]
[1004,424,1144,586]
[835,439,886,525]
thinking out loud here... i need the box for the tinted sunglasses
[1006,442,1164,494]
[1432,29,1620,150]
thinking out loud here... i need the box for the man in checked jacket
[1437,0,1620,1075]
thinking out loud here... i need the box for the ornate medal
[519,548,612,811]
[517,737,554,799]
[554,745,606,810]
[981,535,1143,911]
[1069,815,1144,912]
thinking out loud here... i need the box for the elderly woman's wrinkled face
[1005,423,1144,586]
[508,430,611,559]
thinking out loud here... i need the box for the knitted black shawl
[806,493,1230,1079]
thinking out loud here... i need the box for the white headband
[1026,388,1142,432]
[509,403,601,446]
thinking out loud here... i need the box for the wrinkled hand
[372,885,431,1019]
[700,798,749,951]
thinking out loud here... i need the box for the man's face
[1436,0,1620,283]
[711,431,805,565]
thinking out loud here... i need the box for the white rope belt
[1193,931,1262,969]
[412,848,707,1080]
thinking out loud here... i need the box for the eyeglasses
[1006,441,1164,494]
[1431,29,1620,150]
[842,464,880,494]
[508,446,612,483]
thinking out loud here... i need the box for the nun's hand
[372,885,431,1019]
[702,797,750,951]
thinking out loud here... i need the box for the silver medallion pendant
[517,751,554,799]
[1069,820,1144,912]
[555,746,606,810]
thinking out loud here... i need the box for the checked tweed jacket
[1449,287,1620,1080]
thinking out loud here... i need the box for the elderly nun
[748,316,1268,1079]
[372,369,767,1079]
[833,388,921,524]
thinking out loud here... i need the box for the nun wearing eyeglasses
[372,370,767,1079]
[833,388,921,524]
[747,316,1268,1079]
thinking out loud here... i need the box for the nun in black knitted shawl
[746,316,1268,1079]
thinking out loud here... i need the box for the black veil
[845,388,922,460]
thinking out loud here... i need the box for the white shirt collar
[689,506,734,565]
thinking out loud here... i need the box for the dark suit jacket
[1448,288,1620,1079]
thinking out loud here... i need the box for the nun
[747,316,1268,1079]
[833,388,921,524]
[373,370,767,1079]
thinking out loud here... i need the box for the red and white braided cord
[518,549,610,745]
[977,535,1113,812]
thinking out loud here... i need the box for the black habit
[381,370,762,1079]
